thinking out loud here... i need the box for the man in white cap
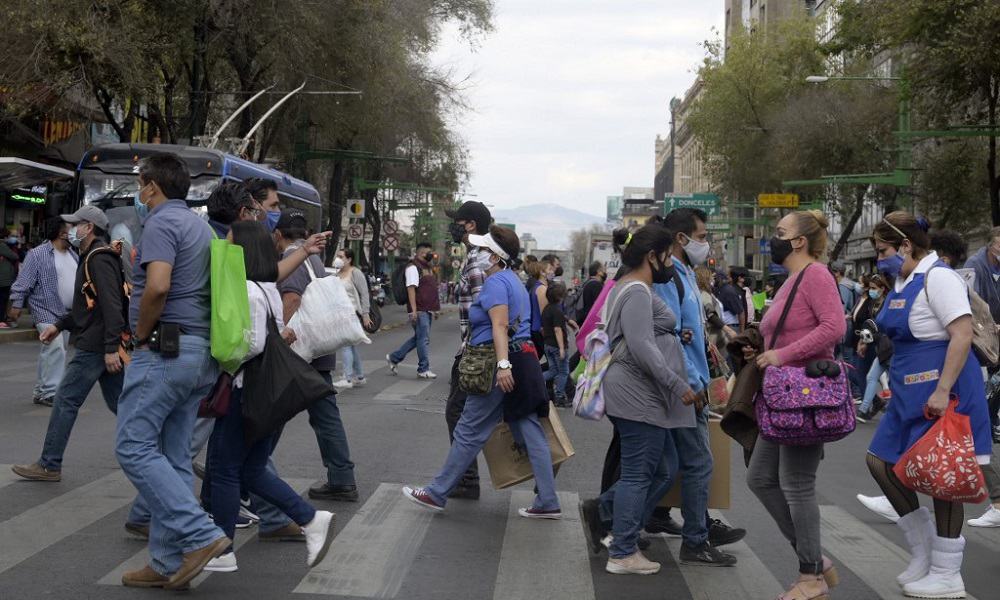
[12,204,129,482]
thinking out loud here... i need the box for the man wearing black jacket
[12,205,127,482]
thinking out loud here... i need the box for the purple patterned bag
[755,364,856,445]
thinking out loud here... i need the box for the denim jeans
[669,406,714,547]
[542,345,569,400]
[34,323,68,399]
[39,349,122,470]
[859,360,886,413]
[445,354,478,486]
[390,311,431,373]
[309,371,356,486]
[598,416,673,558]
[115,336,225,576]
[339,344,365,381]
[208,387,315,544]
[425,384,558,511]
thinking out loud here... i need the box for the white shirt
[235,281,284,388]
[894,251,971,341]
[405,264,420,288]
[53,248,76,311]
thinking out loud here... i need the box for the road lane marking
[98,478,312,587]
[492,490,595,600]
[0,470,134,575]
[819,505,978,600]
[0,465,21,490]
[294,482,434,597]
[372,380,434,402]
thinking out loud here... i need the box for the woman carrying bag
[402,226,560,519]
[333,247,372,388]
[744,210,846,600]
[204,221,335,573]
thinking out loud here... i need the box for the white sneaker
[302,510,336,567]
[606,551,661,575]
[352,377,367,387]
[204,552,238,572]
[857,494,900,523]
[417,370,437,379]
[967,505,1000,527]
[386,354,398,375]
[332,379,354,389]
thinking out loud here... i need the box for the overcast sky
[431,0,724,218]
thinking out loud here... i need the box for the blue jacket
[654,257,710,393]
[9,241,78,325]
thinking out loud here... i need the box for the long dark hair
[231,221,279,282]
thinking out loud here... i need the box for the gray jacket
[602,281,694,430]
[966,247,1000,323]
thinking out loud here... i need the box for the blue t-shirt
[129,200,213,338]
[469,269,531,345]
[654,258,709,393]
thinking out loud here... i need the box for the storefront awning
[0,157,74,190]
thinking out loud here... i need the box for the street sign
[383,219,399,235]
[706,222,731,232]
[759,238,771,255]
[758,193,799,208]
[383,234,399,252]
[347,199,366,218]
[663,193,720,216]
[346,224,364,241]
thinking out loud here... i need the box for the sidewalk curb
[0,329,38,345]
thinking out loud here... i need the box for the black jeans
[446,354,479,486]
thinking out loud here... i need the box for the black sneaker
[872,396,887,416]
[308,482,359,502]
[679,541,737,566]
[448,484,481,500]
[856,410,873,423]
[644,514,683,537]
[34,396,54,407]
[578,499,608,555]
[707,519,746,547]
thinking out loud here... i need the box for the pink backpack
[576,278,616,357]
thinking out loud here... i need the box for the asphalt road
[0,308,997,600]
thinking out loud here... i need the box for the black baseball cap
[445,201,491,232]
[275,208,307,231]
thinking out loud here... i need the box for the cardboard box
[659,418,732,509]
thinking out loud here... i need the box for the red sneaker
[518,507,562,520]
[402,486,443,512]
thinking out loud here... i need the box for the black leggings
[866,453,963,538]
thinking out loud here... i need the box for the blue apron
[868,263,992,463]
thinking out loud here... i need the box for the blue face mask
[877,253,904,280]
[868,289,881,300]
[134,188,149,221]
[265,210,281,232]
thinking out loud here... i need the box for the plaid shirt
[9,241,77,325]
[456,246,485,347]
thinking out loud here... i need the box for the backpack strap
[82,245,127,309]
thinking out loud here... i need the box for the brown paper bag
[659,419,731,509]
[483,404,576,490]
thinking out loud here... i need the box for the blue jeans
[390,311,431,373]
[39,349,122,470]
[543,345,569,400]
[425,384,558,511]
[339,344,365,381]
[115,336,225,576]
[310,372,356,486]
[599,417,674,558]
[209,387,315,544]
[859,360,886,413]
[669,406,714,547]
[34,323,68,399]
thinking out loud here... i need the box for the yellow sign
[347,199,366,218]
[758,193,800,208]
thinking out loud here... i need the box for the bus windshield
[78,169,218,209]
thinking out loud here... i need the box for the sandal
[822,556,839,588]
[778,575,829,600]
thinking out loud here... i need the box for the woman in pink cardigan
[745,210,846,600]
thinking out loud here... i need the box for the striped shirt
[9,241,77,325]
[456,246,485,346]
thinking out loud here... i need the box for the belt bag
[458,343,497,396]
[756,265,855,446]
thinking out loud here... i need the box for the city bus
[75,143,322,245]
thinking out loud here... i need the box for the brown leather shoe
[11,462,61,482]
[165,536,231,590]
[122,565,172,588]
[258,522,305,542]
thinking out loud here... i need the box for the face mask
[424,252,435,263]
[449,222,467,243]
[770,236,794,265]
[67,225,84,248]
[877,253,904,280]
[333,257,345,269]
[134,186,150,221]
[5,237,17,245]
[265,210,281,232]
[472,248,494,272]
[868,289,881,300]
[651,255,675,284]
[554,266,564,277]
[682,235,711,266]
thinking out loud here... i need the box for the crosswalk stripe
[372,380,434,402]
[0,470,134,576]
[293,482,435,597]
[97,478,312,587]
[0,465,20,490]
[819,505,979,600]
[493,490,595,600]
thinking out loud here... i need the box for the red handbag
[893,398,988,503]
[198,372,233,419]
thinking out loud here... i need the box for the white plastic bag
[288,259,370,362]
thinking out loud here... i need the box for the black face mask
[424,252,435,263]
[651,256,675,284]
[449,222,466,243]
[770,236,794,265]
[554,266,564,277]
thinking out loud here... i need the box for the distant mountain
[491,203,605,250]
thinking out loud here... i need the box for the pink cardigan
[759,263,846,367]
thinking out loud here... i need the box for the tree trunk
[366,190,381,273]
[326,160,346,266]
[988,84,1000,226]
[187,12,211,141]
[829,185,869,261]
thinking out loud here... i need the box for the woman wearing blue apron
[867,212,991,600]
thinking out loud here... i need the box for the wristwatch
[497,359,512,370]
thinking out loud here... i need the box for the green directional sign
[663,193,720,216]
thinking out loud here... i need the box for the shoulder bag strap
[768,264,810,351]
[302,254,318,282]
[606,281,651,359]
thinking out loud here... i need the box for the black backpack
[391,261,412,306]
[565,284,588,322]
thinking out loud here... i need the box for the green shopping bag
[209,234,251,373]
[570,357,587,383]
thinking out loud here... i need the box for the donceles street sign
[663,193,720,216]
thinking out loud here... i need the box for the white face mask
[333,257,345,269]
[682,235,711,266]
[472,248,495,272]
